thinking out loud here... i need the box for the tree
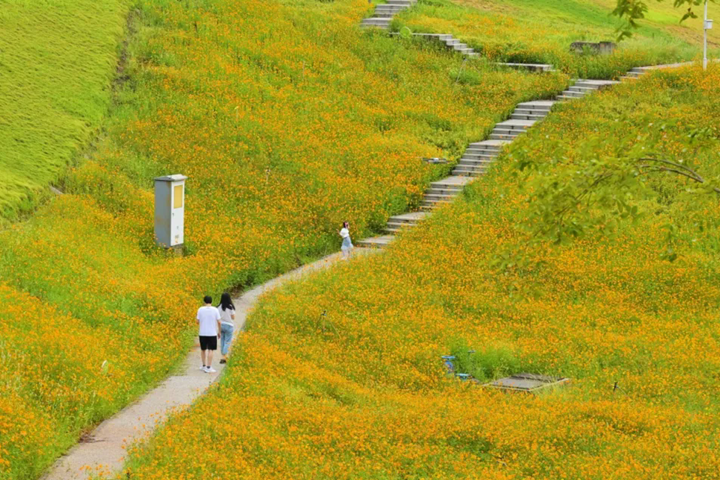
[613,0,715,40]
[512,127,719,261]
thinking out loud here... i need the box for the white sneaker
[199,365,206,370]
[205,367,217,373]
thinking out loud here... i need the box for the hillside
[2,0,719,478]
[394,0,720,77]
[0,0,565,478]
[0,0,129,222]
[123,66,720,478]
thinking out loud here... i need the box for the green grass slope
[121,67,720,478]
[0,0,130,222]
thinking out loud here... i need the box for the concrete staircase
[361,0,417,29]
[356,78,619,249]
[556,79,618,101]
[355,4,687,249]
[403,33,554,72]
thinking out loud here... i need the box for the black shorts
[199,335,217,351]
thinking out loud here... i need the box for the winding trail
[43,250,375,480]
[42,1,700,477]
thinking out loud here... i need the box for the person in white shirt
[339,221,353,260]
[217,292,236,364]
[196,295,221,373]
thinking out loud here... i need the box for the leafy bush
[449,338,522,382]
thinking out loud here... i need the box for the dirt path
[43,250,374,480]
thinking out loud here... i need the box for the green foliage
[450,338,522,382]
[505,65,720,251]
[613,0,716,40]
[0,0,130,223]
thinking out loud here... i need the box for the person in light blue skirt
[339,221,353,260]
[217,292,236,364]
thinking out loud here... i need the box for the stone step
[361,18,392,27]
[453,165,488,174]
[430,176,472,189]
[412,33,453,41]
[429,183,464,191]
[388,211,430,225]
[495,119,535,130]
[489,133,521,140]
[376,4,408,10]
[517,100,556,111]
[387,0,416,4]
[497,62,554,72]
[464,148,499,155]
[423,192,458,202]
[510,113,547,121]
[568,85,598,92]
[452,169,485,177]
[420,201,450,209]
[375,8,408,16]
[556,95,579,102]
[469,139,510,148]
[560,90,586,98]
[462,151,496,158]
[356,235,395,248]
[574,79,619,89]
[465,144,500,151]
[513,108,550,116]
[386,219,423,230]
[458,159,494,167]
[462,154,497,162]
[385,224,412,234]
[427,187,463,196]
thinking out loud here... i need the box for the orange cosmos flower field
[121,66,720,478]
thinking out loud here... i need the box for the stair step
[561,90,585,97]
[497,62,554,72]
[513,107,550,116]
[426,188,461,196]
[388,211,429,224]
[452,170,485,177]
[361,18,392,27]
[458,158,493,165]
[423,193,458,201]
[496,119,536,130]
[465,147,500,155]
[489,133,520,140]
[568,85,598,92]
[356,235,395,248]
[386,221,420,229]
[510,113,546,121]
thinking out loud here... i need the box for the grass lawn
[0,0,129,223]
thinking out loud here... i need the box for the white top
[219,306,235,326]
[196,306,221,336]
[340,228,350,238]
